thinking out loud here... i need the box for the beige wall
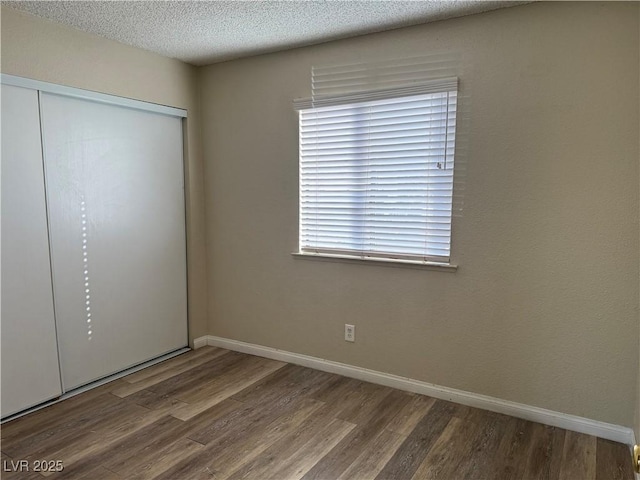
[637,2,640,451]
[0,6,209,343]
[200,1,640,427]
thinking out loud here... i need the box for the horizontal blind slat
[300,120,455,137]
[301,220,452,228]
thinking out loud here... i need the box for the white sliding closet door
[1,85,63,416]
[40,93,188,391]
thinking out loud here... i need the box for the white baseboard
[192,336,209,350]
[194,335,635,446]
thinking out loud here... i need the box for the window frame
[295,78,458,268]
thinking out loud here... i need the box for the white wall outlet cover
[345,324,355,342]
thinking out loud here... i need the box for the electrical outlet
[345,324,355,342]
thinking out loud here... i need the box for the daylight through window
[298,78,458,264]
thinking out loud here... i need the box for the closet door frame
[0,75,187,118]
[1,73,190,396]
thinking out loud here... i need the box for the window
[297,77,458,264]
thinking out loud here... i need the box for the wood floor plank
[374,399,458,480]
[153,396,322,480]
[595,438,635,480]
[54,415,182,478]
[52,464,122,480]
[310,377,395,422]
[385,394,436,437]
[145,352,250,397]
[302,389,413,480]
[38,458,102,480]
[121,347,223,384]
[186,391,311,447]
[229,363,302,402]
[1,380,127,445]
[460,411,515,479]
[410,409,487,480]
[521,424,565,480]
[227,417,356,480]
[103,400,245,473]
[308,377,368,415]
[307,374,348,402]
[493,417,537,479]
[47,399,242,479]
[547,426,567,480]
[76,466,121,480]
[122,437,205,479]
[186,366,336,446]
[96,415,189,472]
[170,357,286,421]
[111,350,241,398]
[121,388,189,413]
[209,397,326,480]
[163,354,274,406]
[35,406,171,474]
[333,381,395,425]
[558,430,597,480]
[231,364,336,408]
[184,401,277,447]
[153,397,326,480]
[2,393,128,458]
[218,401,356,480]
[337,428,406,480]
[173,355,285,404]
[263,418,356,480]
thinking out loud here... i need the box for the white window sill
[291,252,458,272]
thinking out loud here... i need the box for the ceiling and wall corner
[3,0,529,65]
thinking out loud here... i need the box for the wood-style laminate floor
[1,346,634,480]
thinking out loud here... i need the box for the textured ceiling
[5,1,529,66]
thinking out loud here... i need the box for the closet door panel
[40,93,188,391]
[1,85,62,417]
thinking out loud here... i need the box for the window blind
[298,77,457,263]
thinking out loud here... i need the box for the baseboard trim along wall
[195,335,635,446]
[193,336,209,350]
